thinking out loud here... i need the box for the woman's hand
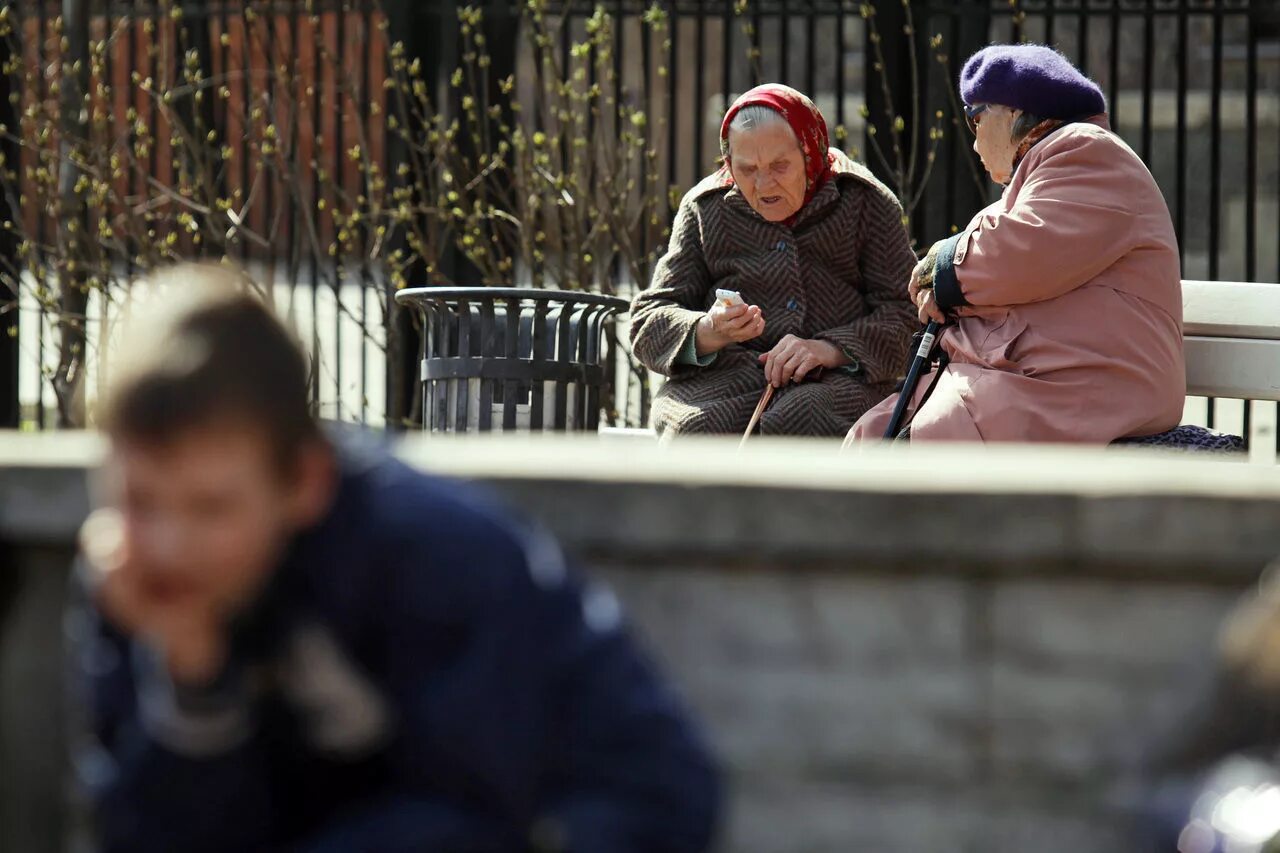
[695,302,765,355]
[907,258,929,306]
[758,335,848,387]
[914,286,947,325]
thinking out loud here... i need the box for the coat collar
[1004,113,1112,189]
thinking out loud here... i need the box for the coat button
[776,240,788,251]
[786,297,799,311]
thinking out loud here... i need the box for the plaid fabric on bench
[1113,424,1246,453]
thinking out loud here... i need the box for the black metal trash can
[395,287,630,432]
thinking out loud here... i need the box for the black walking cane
[882,320,948,440]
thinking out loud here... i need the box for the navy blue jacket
[71,443,720,852]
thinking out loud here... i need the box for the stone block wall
[599,568,1243,852]
[4,434,1279,852]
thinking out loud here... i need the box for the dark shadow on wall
[0,540,75,853]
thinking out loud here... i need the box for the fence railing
[2,0,1277,441]
[3,0,396,429]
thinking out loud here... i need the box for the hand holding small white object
[695,288,765,356]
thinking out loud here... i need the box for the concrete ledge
[0,433,99,545]
[3,433,1279,576]
[397,435,1280,577]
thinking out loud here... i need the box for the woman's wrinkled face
[971,103,1023,185]
[727,122,807,222]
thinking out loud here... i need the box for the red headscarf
[718,83,837,213]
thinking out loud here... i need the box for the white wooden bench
[1182,280,1280,463]
[604,279,1280,460]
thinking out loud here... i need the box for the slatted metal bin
[395,288,630,432]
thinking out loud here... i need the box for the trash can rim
[395,286,629,313]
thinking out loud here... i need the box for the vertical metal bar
[101,1,113,390]
[359,1,373,425]
[585,306,602,364]
[611,0,624,304]
[220,0,231,249]
[424,302,436,430]
[1107,0,1119,128]
[554,298,575,429]
[584,308,603,430]
[721,0,732,114]
[284,1,301,350]
[125,0,141,375]
[667,0,678,199]
[1044,0,1055,48]
[1205,0,1225,429]
[36,0,48,428]
[1140,0,1153,163]
[530,299,548,431]
[613,0,623,122]
[238,0,254,296]
[560,7,572,215]
[750,3,761,87]
[264,3,277,294]
[640,3,653,268]
[944,5,959,232]
[0,3,18,427]
[1174,0,1186,270]
[502,297,519,429]
[424,306,435,427]
[478,298,495,430]
[1208,0,1221,282]
[574,303,591,428]
[455,299,471,432]
[309,1,322,410]
[305,2,320,409]
[1203,0,1222,433]
[434,300,449,432]
[150,0,160,247]
[834,0,844,130]
[1244,3,1257,284]
[804,4,815,99]
[1077,0,1088,70]
[693,3,705,173]
[419,303,431,430]
[779,0,789,84]
[333,1,346,411]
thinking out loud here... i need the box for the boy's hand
[80,509,229,687]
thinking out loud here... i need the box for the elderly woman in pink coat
[847,44,1186,444]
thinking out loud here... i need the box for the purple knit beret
[960,44,1106,120]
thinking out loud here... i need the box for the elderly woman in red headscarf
[629,84,917,437]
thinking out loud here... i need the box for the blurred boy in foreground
[70,265,719,853]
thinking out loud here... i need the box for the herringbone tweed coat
[631,150,917,436]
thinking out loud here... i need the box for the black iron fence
[2,0,396,429]
[2,0,1277,437]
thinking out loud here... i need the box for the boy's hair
[99,263,318,469]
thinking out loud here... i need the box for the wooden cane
[739,384,775,448]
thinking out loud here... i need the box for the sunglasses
[964,103,989,135]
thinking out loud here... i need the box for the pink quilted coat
[850,117,1186,443]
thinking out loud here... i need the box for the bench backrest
[1182,279,1280,401]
